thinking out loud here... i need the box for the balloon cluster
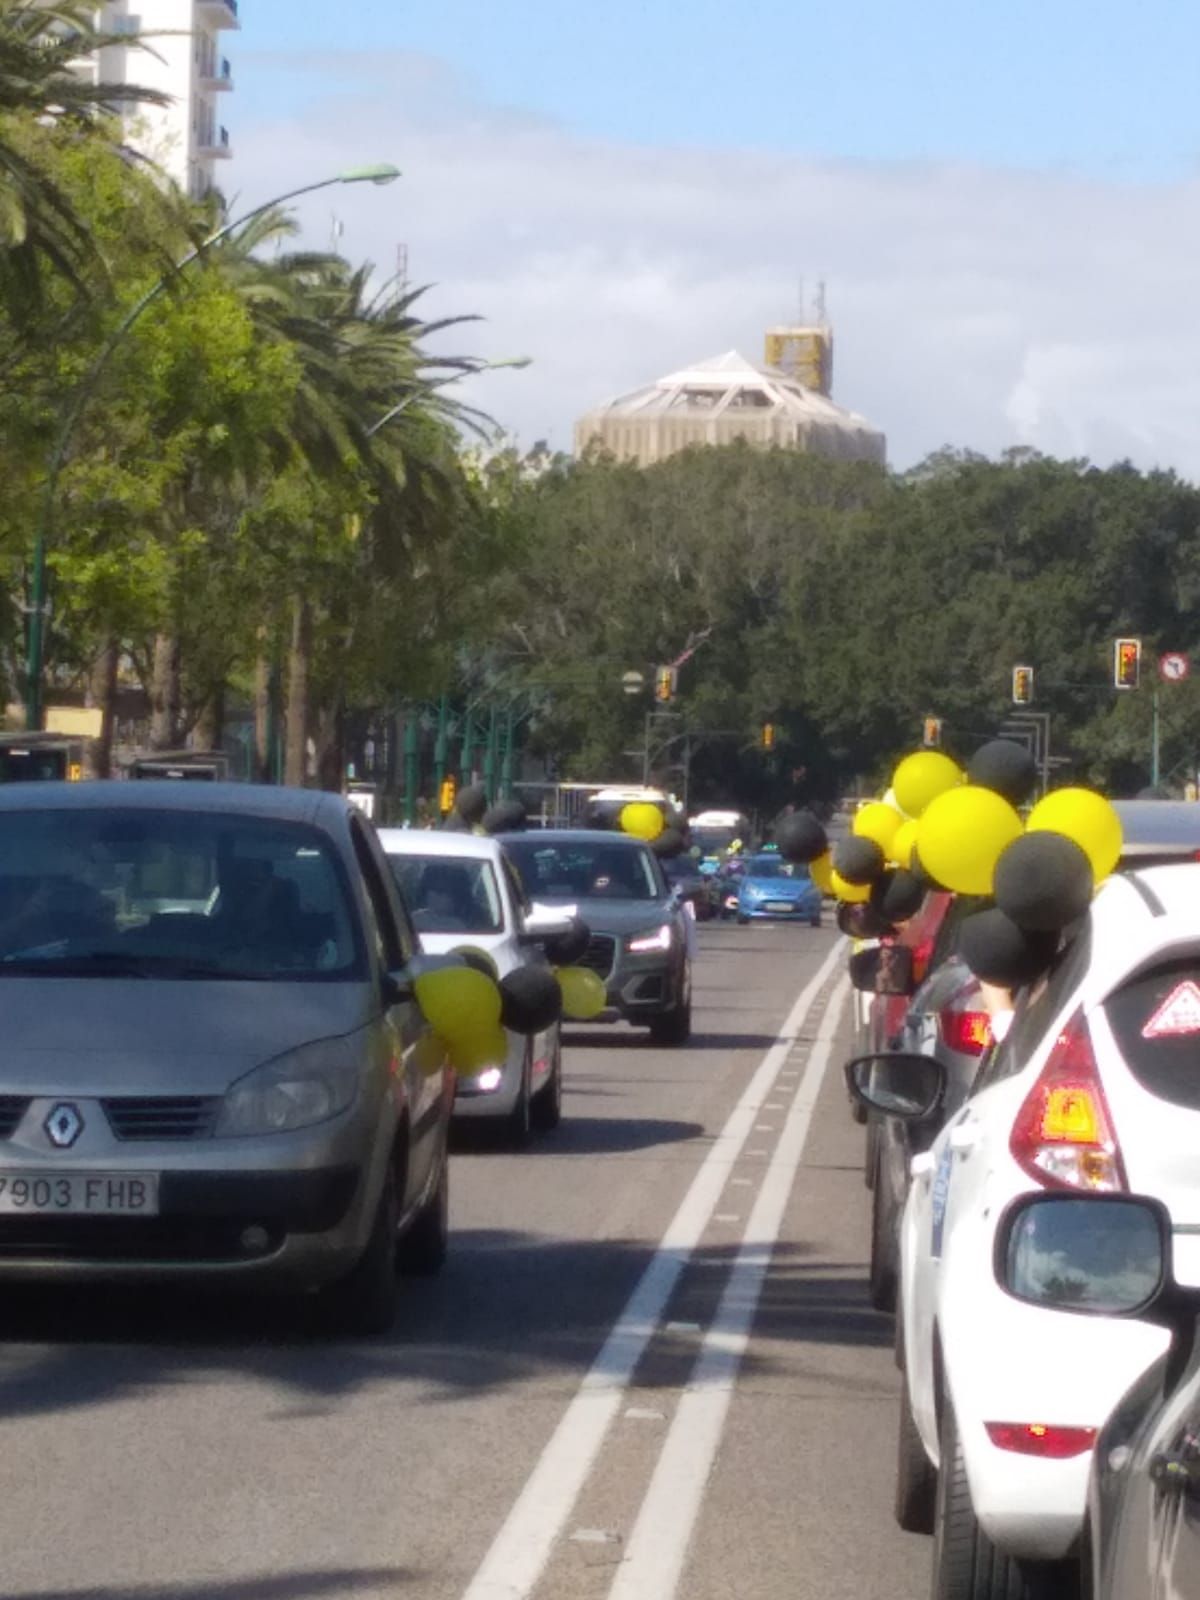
[613,800,689,860]
[444,785,530,836]
[780,737,1124,991]
[410,952,556,1077]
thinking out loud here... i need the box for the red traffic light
[1114,638,1141,690]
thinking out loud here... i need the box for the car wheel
[397,1149,448,1277]
[505,1045,533,1148]
[864,1113,880,1187]
[932,1405,1067,1600]
[323,1164,399,1337]
[649,970,692,1046]
[895,1367,936,1534]
[869,1147,899,1312]
[736,913,750,925]
[810,915,821,928]
[531,1033,563,1133]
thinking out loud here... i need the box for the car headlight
[217,1039,360,1137]
[627,923,673,953]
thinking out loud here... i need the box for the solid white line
[458,942,846,1600]
[606,978,850,1600]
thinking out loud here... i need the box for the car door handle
[949,1123,980,1152]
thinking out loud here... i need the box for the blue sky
[229,3,1200,472]
[241,0,1200,179]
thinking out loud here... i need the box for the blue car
[736,854,823,926]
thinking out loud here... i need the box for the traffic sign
[1160,652,1190,683]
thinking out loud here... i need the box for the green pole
[433,694,448,794]
[500,708,516,798]
[460,711,476,785]
[403,713,419,826]
[483,706,499,801]
[1152,684,1161,788]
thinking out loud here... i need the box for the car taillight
[985,1423,1097,1459]
[1009,1010,1126,1193]
[938,1008,992,1056]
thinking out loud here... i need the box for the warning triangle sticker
[1142,980,1200,1039]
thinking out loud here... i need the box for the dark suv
[501,830,693,1044]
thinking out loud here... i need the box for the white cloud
[232,55,1200,476]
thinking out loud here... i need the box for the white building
[95,0,238,200]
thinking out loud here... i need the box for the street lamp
[365,356,531,440]
[24,164,402,730]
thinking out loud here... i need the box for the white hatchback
[849,862,1200,1599]
[379,831,565,1143]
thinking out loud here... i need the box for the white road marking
[459,942,847,1600]
[606,978,850,1600]
[729,1178,753,1187]
[570,1530,619,1545]
[624,1407,666,1422]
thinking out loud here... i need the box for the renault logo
[45,1104,83,1149]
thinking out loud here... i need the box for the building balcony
[195,125,233,160]
[199,57,234,91]
[197,0,240,31]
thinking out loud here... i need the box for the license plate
[765,901,795,912]
[0,1173,159,1216]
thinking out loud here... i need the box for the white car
[379,831,566,1143]
[849,862,1200,1598]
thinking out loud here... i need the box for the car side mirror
[520,907,575,946]
[848,945,915,996]
[382,967,416,1006]
[844,1052,945,1121]
[994,1192,1195,1329]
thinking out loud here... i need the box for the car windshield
[389,855,504,934]
[747,856,804,879]
[505,839,660,902]
[0,809,363,980]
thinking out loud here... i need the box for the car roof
[0,780,338,826]
[1115,800,1200,857]
[497,829,651,850]
[376,829,503,862]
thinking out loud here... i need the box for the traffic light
[654,665,677,704]
[438,776,457,815]
[1114,638,1141,690]
[923,716,942,748]
[761,723,776,751]
[1012,665,1034,706]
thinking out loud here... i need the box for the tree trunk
[193,680,225,753]
[148,633,181,752]
[314,701,345,793]
[284,596,311,788]
[253,648,272,783]
[85,638,118,779]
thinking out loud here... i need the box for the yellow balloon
[810,851,835,895]
[412,1032,449,1080]
[557,965,608,1020]
[414,965,502,1043]
[893,750,963,818]
[854,801,904,855]
[891,818,919,869]
[916,785,1023,896]
[620,801,665,842]
[1027,788,1123,882]
[448,1025,510,1077]
[831,870,871,904]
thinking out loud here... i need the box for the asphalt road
[0,921,931,1600]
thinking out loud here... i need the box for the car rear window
[1104,956,1200,1110]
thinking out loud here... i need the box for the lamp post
[24,164,402,731]
[365,356,531,440]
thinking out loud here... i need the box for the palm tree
[0,0,168,314]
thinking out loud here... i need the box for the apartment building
[96,0,239,199]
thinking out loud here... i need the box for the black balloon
[832,835,885,886]
[499,966,563,1035]
[483,798,528,835]
[651,827,687,859]
[869,868,926,924]
[994,832,1093,932]
[958,908,1059,987]
[837,901,895,939]
[457,948,499,981]
[542,916,591,967]
[967,740,1039,807]
[775,811,828,865]
[455,784,488,825]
